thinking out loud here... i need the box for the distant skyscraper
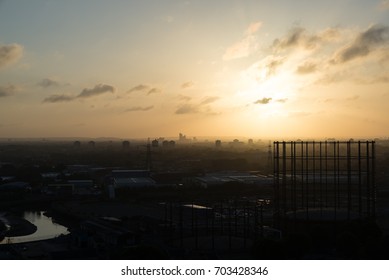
[179,132,187,142]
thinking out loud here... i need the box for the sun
[233,68,296,118]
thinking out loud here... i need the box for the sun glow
[233,66,296,115]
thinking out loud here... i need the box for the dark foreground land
[1,138,389,259]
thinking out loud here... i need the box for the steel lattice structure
[273,141,376,228]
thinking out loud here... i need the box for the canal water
[0,211,69,244]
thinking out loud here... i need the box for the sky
[0,0,389,140]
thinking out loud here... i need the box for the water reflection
[0,211,69,244]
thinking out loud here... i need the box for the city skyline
[1,0,389,139]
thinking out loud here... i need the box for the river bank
[0,212,37,238]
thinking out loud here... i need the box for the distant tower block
[146,139,152,170]
[162,140,169,147]
[152,139,159,147]
[215,140,222,148]
[273,141,376,230]
[122,140,130,149]
[73,141,81,148]
[267,140,272,171]
[169,140,176,147]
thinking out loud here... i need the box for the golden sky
[0,0,389,139]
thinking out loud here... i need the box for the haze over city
[1,0,389,139]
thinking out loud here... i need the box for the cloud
[273,27,306,50]
[77,84,115,98]
[43,83,115,103]
[38,78,60,88]
[332,24,389,64]
[273,27,340,52]
[147,87,162,95]
[223,22,262,60]
[127,84,161,95]
[42,94,74,103]
[200,96,219,105]
[379,0,389,10]
[244,55,285,82]
[374,76,389,83]
[245,22,262,35]
[0,43,23,69]
[181,81,194,89]
[276,98,288,103]
[175,104,199,114]
[125,106,154,112]
[178,94,191,101]
[127,84,150,93]
[254,97,272,105]
[0,85,16,97]
[266,57,284,76]
[296,62,317,74]
[223,37,254,60]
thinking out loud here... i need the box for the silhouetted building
[215,140,222,148]
[179,133,186,142]
[108,170,156,199]
[88,141,96,148]
[73,141,81,148]
[162,140,176,148]
[122,140,130,149]
[151,139,159,147]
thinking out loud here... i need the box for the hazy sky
[1,0,388,139]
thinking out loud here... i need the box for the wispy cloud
[175,95,221,115]
[244,55,285,82]
[200,96,219,105]
[127,84,162,95]
[223,21,262,60]
[43,83,115,103]
[379,0,389,10]
[245,22,262,35]
[296,61,317,74]
[0,43,23,69]
[0,85,16,97]
[177,94,191,101]
[331,24,389,64]
[175,104,199,114]
[77,84,115,98]
[181,81,194,89]
[127,84,150,93]
[276,98,288,103]
[273,27,340,52]
[38,78,60,88]
[42,94,74,103]
[125,106,154,112]
[254,97,272,105]
[273,27,306,50]
[147,87,162,95]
